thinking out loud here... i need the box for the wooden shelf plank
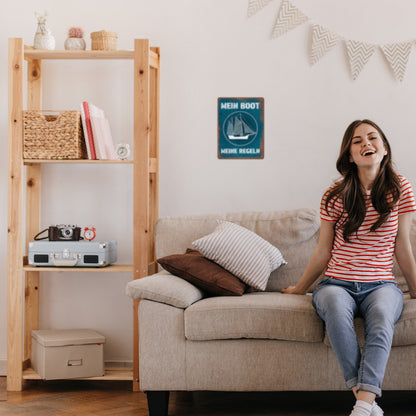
[23,47,160,68]
[24,158,158,170]
[24,48,135,60]
[24,159,134,165]
[23,264,134,273]
[23,366,133,381]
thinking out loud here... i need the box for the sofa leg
[146,391,170,416]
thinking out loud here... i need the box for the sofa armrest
[125,271,204,308]
[139,300,187,390]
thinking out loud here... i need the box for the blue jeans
[312,277,403,397]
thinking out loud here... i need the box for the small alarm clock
[83,226,96,241]
[116,143,131,160]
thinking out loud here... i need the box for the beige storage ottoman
[31,329,105,380]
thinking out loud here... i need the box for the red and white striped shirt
[320,174,416,282]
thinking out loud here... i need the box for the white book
[100,118,117,160]
[91,116,116,160]
[88,103,106,159]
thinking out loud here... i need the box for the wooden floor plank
[1,377,416,415]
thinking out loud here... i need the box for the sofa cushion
[184,292,324,343]
[156,209,320,292]
[157,249,246,296]
[323,296,416,348]
[192,221,287,291]
[125,271,204,309]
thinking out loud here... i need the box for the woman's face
[349,123,388,169]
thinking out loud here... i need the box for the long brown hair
[325,119,401,242]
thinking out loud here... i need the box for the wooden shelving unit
[7,38,160,391]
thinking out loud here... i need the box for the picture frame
[218,97,264,159]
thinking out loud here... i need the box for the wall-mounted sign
[218,97,264,159]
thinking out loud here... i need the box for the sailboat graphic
[226,114,255,140]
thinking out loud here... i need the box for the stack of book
[80,102,117,160]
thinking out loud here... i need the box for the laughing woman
[282,119,416,416]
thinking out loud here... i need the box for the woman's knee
[313,285,356,318]
[362,285,403,324]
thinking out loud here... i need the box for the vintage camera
[48,225,81,241]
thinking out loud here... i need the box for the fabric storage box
[23,110,87,160]
[31,329,105,380]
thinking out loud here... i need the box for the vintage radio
[28,240,117,267]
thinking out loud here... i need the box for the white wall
[2,0,416,370]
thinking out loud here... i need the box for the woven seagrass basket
[90,30,118,51]
[23,111,87,160]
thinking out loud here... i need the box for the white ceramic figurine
[34,11,55,50]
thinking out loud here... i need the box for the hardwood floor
[1,377,416,415]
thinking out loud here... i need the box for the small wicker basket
[90,30,118,51]
[23,111,87,160]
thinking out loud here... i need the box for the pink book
[80,102,91,159]
[82,101,97,159]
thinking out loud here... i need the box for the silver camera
[50,225,81,241]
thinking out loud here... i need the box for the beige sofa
[126,208,416,416]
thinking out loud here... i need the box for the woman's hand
[280,220,334,296]
[281,286,307,295]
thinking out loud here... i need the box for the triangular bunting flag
[346,40,376,80]
[310,24,341,65]
[271,0,308,39]
[380,42,412,82]
[247,0,275,18]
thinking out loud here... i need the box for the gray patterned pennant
[310,24,341,65]
[346,40,376,80]
[271,0,308,39]
[247,0,275,18]
[380,42,412,82]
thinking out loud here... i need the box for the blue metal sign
[218,97,264,159]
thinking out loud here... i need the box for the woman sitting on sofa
[282,119,416,416]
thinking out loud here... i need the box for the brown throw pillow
[157,249,246,296]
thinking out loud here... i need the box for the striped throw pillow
[192,221,287,291]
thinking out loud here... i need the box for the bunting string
[247,0,415,81]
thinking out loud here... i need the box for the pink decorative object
[68,27,84,38]
[65,27,86,50]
